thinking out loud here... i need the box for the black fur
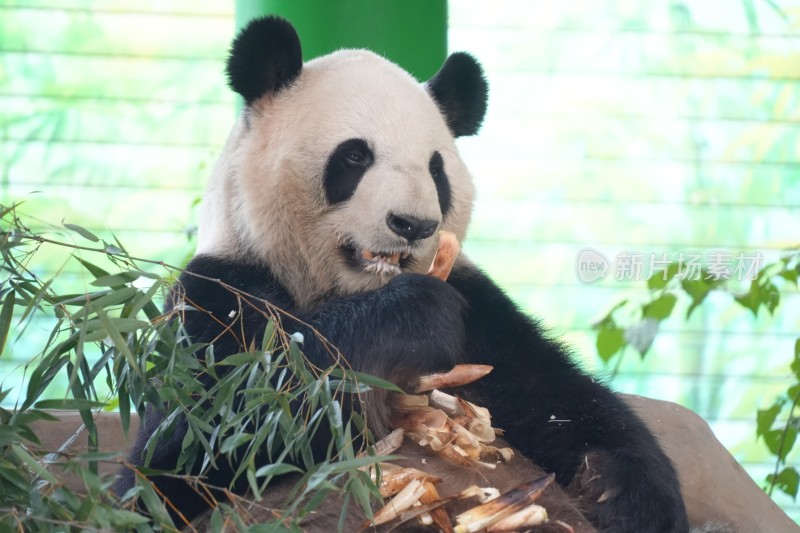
[116,256,689,532]
[446,267,689,532]
[323,138,374,204]
[429,151,452,216]
[226,16,303,104]
[426,52,488,137]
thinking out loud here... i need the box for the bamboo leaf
[254,462,302,478]
[63,222,100,243]
[73,287,138,313]
[79,317,149,334]
[91,271,141,287]
[74,257,110,278]
[18,278,53,323]
[126,281,162,319]
[338,491,354,532]
[0,289,16,355]
[103,243,124,255]
[0,461,33,491]
[327,368,403,393]
[34,399,104,410]
[11,444,59,485]
[220,432,253,454]
[326,454,396,473]
[53,290,112,306]
[134,475,176,529]
[97,508,150,528]
[95,307,140,377]
[348,470,376,520]
[22,335,76,411]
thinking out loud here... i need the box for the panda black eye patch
[324,138,374,204]
[429,151,452,217]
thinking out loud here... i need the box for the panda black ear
[426,52,488,137]
[226,16,303,104]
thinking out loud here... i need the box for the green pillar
[234,0,447,80]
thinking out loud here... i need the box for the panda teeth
[361,250,401,266]
[359,250,406,276]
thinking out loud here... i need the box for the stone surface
[625,394,799,533]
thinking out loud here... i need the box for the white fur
[197,50,476,309]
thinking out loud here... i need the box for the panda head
[198,16,488,309]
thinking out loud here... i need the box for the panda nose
[386,213,439,241]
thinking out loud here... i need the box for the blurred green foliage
[593,249,800,499]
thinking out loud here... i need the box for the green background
[236,0,447,79]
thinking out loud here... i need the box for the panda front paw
[380,272,467,375]
[569,450,688,533]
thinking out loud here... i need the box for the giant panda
[114,16,694,533]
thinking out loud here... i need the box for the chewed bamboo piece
[414,364,494,393]
[485,503,548,532]
[453,474,554,533]
[392,363,515,471]
[427,230,461,281]
[378,466,442,498]
[372,427,404,457]
[368,362,574,531]
[419,481,455,533]
[369,479,428,526]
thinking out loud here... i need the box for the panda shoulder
[176,254,290,308]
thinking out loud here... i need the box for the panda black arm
[302,273,466,382]
[447,264,689,533]
[176,255,466,383]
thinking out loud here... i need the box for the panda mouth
[342,245,412,275]
[360,249,410,275]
